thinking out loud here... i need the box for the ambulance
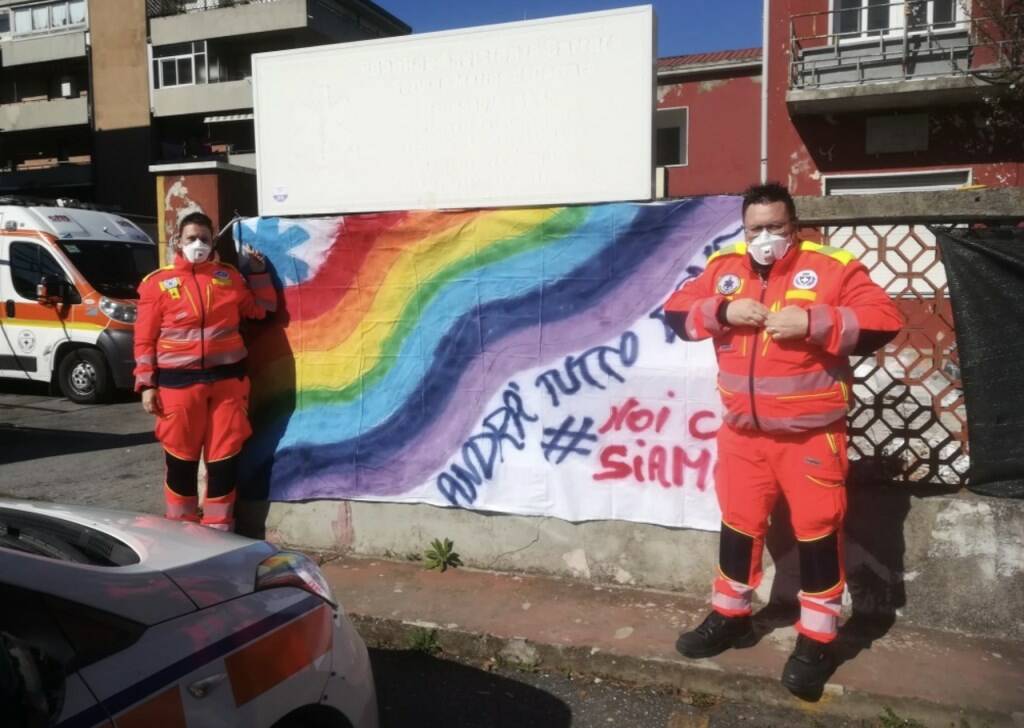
[0,197,158,403]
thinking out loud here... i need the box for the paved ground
[370,647,892,728]
[328,555,1024,728]
[0,382,162,513]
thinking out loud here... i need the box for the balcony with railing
[787,1,1022,113]
[146,0,409,45]
[146,0,279,17]
[0,0,88,67]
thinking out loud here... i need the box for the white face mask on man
[747,229,791,266]
[181,240,212,264]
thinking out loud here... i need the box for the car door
[0,237,78,383]
[78,588,333,728]
[0,582,113,728]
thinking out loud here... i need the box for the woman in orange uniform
[133,211,276,531]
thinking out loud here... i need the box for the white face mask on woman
[181,240,212,264]
[747,229,791,266]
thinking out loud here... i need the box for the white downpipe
[760,0,770,183]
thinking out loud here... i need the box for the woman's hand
[142,388,162,416]
[244,245,267,274]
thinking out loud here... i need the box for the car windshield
[57,240,158,300]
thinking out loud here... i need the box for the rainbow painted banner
[236,197,742,530]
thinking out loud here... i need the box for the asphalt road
[370,648,888,728]
[0,381,163,513]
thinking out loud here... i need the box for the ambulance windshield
[58,241,158,300]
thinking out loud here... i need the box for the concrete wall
[0,30,86,67]
[239,488,1024,641]
[657,69,761,197]
[0,95,87,131]
[151,0,307,45]
[152,79,253,118]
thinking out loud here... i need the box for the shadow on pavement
[370,648,572,728]
[0,425,156,464]
[0,380,139,404]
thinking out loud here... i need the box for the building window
[152,41,208,89]
[0,10,10,36]
[656,108,688,167]
[832,0,961,39]
[823,169,970,195]
[10,0,86,36]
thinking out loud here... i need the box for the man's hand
[725,299,770,328]
[244,245,267,274]
[141,388,162,416]
[765,306,809,341]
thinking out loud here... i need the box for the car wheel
[271,707,353,728]
[58,349,112,404]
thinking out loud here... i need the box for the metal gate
[822,222,966,486]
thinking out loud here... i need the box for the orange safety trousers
[712,423,848,643]
[156,376,251,531]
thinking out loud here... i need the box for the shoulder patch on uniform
[800,241,855,266]
[707,242,747,265]
[141,264,175,284]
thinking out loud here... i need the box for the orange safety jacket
[664,240,903,434]
[133,255,277,391]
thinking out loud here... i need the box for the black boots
[781,634,836,699]
[675,611,757,658]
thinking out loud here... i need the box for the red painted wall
[658,69,762,196]
[767,0,1023,195]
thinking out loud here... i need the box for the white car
[0,499,377,728]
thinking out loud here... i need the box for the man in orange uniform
[664,183,903,698]
[134,212,277,532]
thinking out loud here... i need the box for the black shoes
[781,634,836,699]
[675,611,757,658]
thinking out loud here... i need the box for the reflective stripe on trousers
[797,589,842,643]
[712,575,753,617]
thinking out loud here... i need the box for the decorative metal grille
[826,224,967,486]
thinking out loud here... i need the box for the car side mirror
[1,632,66,727]
[36,275,69,307]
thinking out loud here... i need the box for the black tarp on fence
[937,226,1024,499]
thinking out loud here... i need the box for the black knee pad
[719,522,755,585]
[206,455,239,499]
[165,452,199,498]
[798,531,841,594]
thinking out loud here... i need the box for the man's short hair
[177,211,215,236]
[741,182,797,222]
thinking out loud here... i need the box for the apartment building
[772,0,1022,195]
[0,0,410,216]
[654,0,1022,198]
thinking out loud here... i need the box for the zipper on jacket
[749,274,768,430]
[190,266,206,370]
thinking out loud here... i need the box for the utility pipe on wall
[760,0,770,183]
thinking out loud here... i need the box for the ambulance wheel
[58,349,112,404]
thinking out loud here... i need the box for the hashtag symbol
[541,416,598,465]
